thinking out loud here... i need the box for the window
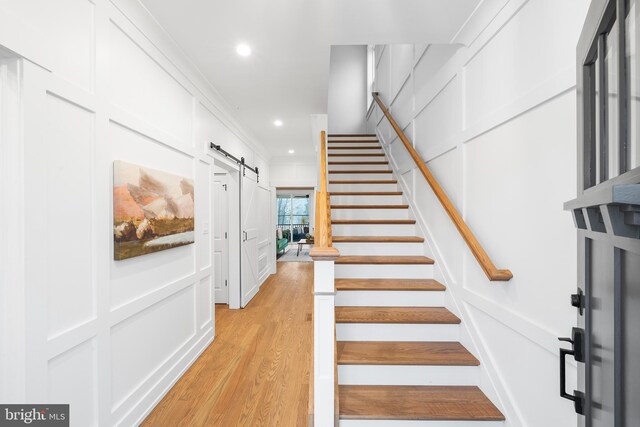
[584,0,640,187]
[626,0,640,170]
[276,195,310,242]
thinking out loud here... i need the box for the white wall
[270,155,319,188]
[269,113,325,189]
[328,45,368,134]
[368,0,589,425]
[0,0,271,425]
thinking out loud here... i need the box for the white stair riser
[327,146,382,153]
[329,183,398,192]
[328,164,390,171]
[331,209,409,220]
[332,224,416,236]
[336,290,444,307]
[340,420,505,427]
[330,195,404,204]
[336,323,459,342]
[328,148,382,153]
[329,136,378,138]
[328,152,384,158]
[328,137,378,141]
[333,242,424,256]
[328,140,379,143]
[329,173,394,181]
[338,365,480,386]
[328,156,387,162]
[335,263,434,279]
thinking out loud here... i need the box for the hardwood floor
[142,262,313,427]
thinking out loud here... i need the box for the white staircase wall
[366,0,589,425]
[328,45,368,134]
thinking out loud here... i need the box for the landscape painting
[113,160,195,260]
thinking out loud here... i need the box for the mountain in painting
[113,161,195,260]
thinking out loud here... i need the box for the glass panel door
[626,0,640,170]
[276,194,310,242]
[570,2,640,427]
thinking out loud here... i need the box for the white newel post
[314,259,336,427]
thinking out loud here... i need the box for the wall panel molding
[368,1,589,425]
[1,0,273,423]
[107,0,268,160]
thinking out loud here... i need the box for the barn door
[240,168,259,307]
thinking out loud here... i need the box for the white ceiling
[140,0,483,158]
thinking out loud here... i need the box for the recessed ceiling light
[274,120,283,127]
[288,149,295,154]
[236,43,251,57]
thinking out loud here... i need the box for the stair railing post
[313,258,336,427]
[310,130,340,426]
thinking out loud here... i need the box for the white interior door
[213,174,229,304]
[241,170,259,307]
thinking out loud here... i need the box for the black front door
[564,1,640,426]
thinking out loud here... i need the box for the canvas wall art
[113,161,195,260]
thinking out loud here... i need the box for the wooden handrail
[372,93,513,282]
[319,131,327,193]
[310,131,339,260]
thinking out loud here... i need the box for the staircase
[327,133,505,426]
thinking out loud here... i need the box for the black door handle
[558,328,585,415]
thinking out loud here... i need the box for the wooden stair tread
[335,278,444,291]
[328,170,392,174]
[330,180,397,184]
[330,191,402,196]
[339,385,505,421]
[332,219,415,225]
[331,204,408,209]
[328,153,385,157]
[335,255,433,264]
[335,307,460,324]
[328,161,389,165]
[333,236,423,242]
[329,133,376,137]
[337,341,479,366]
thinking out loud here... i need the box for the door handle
[558,327,585,415]
[243,231,248,241]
